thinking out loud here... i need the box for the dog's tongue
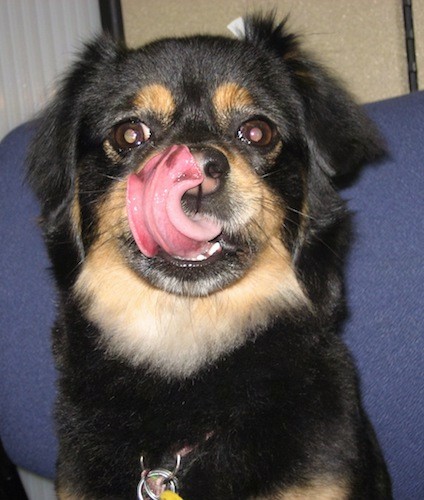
[127,145,222,259]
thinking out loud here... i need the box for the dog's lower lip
[159,241,223,267]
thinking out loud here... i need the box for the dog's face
[65,34,311,298]
[28,17,382,375]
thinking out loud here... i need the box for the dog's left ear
[244,15,384,177]
[27,35,121,286]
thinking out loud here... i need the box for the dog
[28,14,392,499]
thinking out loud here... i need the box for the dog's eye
[112,120,151,150]
[237,119,275,147]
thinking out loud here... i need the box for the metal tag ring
[137,468,178,500]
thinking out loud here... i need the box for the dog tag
[137,468,178,500]
[159,493,183,500]
[137,455,181,500]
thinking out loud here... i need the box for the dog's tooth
[208,242,221,256]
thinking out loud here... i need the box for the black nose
[201,148,230,179]
[189,147,230,196]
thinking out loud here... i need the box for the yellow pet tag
[160,492,184,500]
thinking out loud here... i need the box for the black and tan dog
[28,14,392,500]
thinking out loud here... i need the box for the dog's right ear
[27,35,120,286]
[243,14,384,178]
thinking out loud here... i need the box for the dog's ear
[27,35,120,284]
[244,14,384,177]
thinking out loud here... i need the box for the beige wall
[414,0,424,90]
[121,0,415,103]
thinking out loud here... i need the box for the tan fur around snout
[73,147,309,378]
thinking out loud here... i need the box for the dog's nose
[188,147,229,196]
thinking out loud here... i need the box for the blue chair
[1,92,423,499]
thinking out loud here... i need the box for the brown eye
[112,120,151,150]
[237,119,275,147]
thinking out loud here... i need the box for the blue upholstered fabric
[342,92,424,499]
[0,123,58,479]
[0,92,423,497]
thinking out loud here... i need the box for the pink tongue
[127,145,222,259]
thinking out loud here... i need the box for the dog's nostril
[187,147,229,198]
[191,148,230,179]
[204,153,230,180]
[205,162,221,178]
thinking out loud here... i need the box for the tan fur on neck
[73,145,309,378]
[74,235,307,378]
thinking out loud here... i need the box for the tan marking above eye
[213,82,254,121]
[134,84,175,124]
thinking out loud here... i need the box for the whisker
[259,169,280,179]
[285,206,316,221]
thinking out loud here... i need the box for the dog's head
[28,15,382,374]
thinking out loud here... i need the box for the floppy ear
[289,60,384,178]
[27,89,83,287]
[244,15,384,317]
[244,14,384,177]
[28,99,78,228]
[27,35,120,286]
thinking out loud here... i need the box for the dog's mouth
[126,145,225,265]
[158,238,222,266]
[157,233,243,268]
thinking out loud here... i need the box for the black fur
[28,14,391,499]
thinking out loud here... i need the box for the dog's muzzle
[127,145,225,261]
